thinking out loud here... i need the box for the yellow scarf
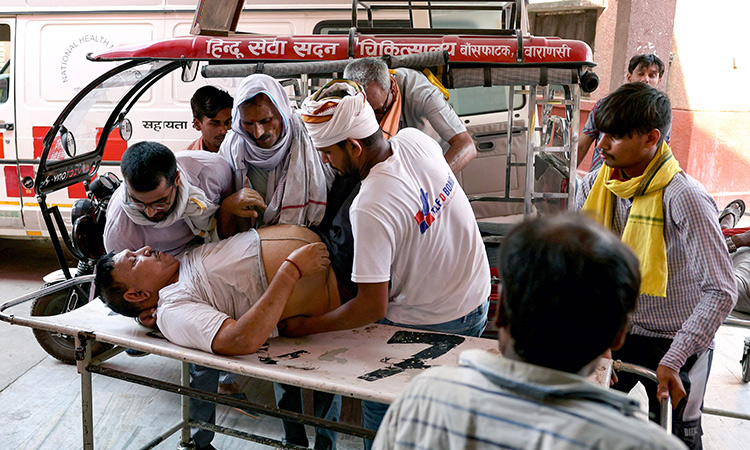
[582,142,682,297]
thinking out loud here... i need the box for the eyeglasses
[373,88,391,120]
[124,185,175,212]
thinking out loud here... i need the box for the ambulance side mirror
[182,61,198,83]
[60,126,76,157]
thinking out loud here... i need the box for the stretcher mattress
[8,300,611,403]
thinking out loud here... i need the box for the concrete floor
[1,237,750,449]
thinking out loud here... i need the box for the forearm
[297,296,387,335]
[217,203,239,238]
[444,132,476,173]
[662,285,736,370]
[211,263,300,355]
[285,282,390,336]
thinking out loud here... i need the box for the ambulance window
[314,20,412,35]
[0,24,9,104]
[431,9,506,30]
[447,86,525,116]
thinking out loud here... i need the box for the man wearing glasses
[344,58,476,173]
[103,140,264,450]
[103,141,238,255]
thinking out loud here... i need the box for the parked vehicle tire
[30,283,112,365]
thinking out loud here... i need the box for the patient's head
[496,213,640,375]
[121,141,180,222]
[96,246,179,317]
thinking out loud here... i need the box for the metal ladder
[523,83,580,214]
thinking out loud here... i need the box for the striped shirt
[373,349,686,450]
[576,171,737,370]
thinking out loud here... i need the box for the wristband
[727,236,738,253]
[284,258,303,279]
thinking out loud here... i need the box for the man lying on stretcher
[95,224,339,355]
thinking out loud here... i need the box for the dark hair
[190,85,233,121]
[594,82,671,145]
[498,213,640,373]
[95,252,142,317]
[628,54,665,78]
[121,141,177,192]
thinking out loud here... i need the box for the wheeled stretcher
[1,277,612,450]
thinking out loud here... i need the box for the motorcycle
[29,170,121,364]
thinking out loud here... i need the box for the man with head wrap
[284,80,491,448]
[218,74,340,450]
[220,74,333,231]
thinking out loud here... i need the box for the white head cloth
[122,162,219,241]
[229,74,293,170]
[300,79,380,148]
[219,75,333,227]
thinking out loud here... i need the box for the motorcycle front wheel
[30,283,113,364]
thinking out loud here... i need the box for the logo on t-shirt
[414,175,456,234]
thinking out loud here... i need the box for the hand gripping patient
[95,225,339,355]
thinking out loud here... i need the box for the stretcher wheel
[30,283,112,365]
[742,337,750,384]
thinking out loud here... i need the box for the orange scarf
[380,74,402,140]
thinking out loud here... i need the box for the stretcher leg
[181,361,192,447]
[76,334,95,450]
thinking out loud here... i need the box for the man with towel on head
[219,73,339,450]
[282,79,490,449]
[576,82,736,450]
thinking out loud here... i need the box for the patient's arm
[210,242,329,355]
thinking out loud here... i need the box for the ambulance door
[0,18,22,236]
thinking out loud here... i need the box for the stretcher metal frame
[3,277,547,450]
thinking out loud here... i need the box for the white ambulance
[2,0,594,241]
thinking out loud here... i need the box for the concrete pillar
[594,0,677,96]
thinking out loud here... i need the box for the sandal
[719,199,746,229]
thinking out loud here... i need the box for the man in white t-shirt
[285,79,490,448]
